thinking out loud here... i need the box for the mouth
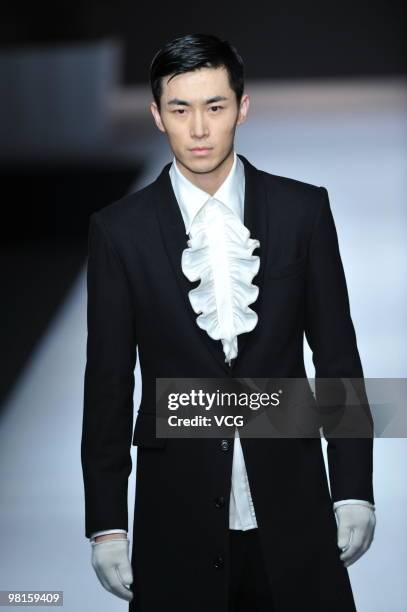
[190,147,212,155]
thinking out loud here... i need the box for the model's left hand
[335,504,376,567]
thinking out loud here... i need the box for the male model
[81,33,376,612]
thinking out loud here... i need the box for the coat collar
[154,152,269,374]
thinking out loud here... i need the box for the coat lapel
[236,154,268,364]
[154,153,268,374]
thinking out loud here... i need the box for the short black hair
[150,33,244,111]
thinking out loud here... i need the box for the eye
[174,109,186,114]
[210,106,223,112]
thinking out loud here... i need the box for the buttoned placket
[177,159,258,532]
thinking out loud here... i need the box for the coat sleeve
[81,212,138,538]
[304,187,375,505]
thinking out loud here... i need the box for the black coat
[81,154,374,612]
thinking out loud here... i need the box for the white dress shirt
[89,151,374,541]
[171,150,259,530]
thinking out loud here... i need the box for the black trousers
[228,528,275,611]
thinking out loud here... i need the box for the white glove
[335,504,376,567]
[91,538,133,602]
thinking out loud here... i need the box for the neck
[175,149,235,196]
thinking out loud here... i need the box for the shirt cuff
[89,529,128,543]
[333,499,376,512]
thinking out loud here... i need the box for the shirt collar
[169,150,245,234]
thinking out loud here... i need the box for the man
[81,33,376,612]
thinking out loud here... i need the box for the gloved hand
[91,538,133,602]
[335,504,376,568]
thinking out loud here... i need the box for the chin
[191,160,218,173]
[180,156,212,171]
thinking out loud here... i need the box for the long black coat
[81,154,374,612]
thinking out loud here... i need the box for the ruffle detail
[181,199,260,363]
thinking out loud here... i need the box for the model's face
[150,66,249,175]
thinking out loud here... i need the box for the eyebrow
[167,95,229,107]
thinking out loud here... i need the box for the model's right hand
[91,538,133,602]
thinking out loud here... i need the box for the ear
[236,94,250,126]
[150,101,166,133]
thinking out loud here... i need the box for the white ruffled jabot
[181,197,260,363]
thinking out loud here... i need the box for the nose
[190,110,208,139]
